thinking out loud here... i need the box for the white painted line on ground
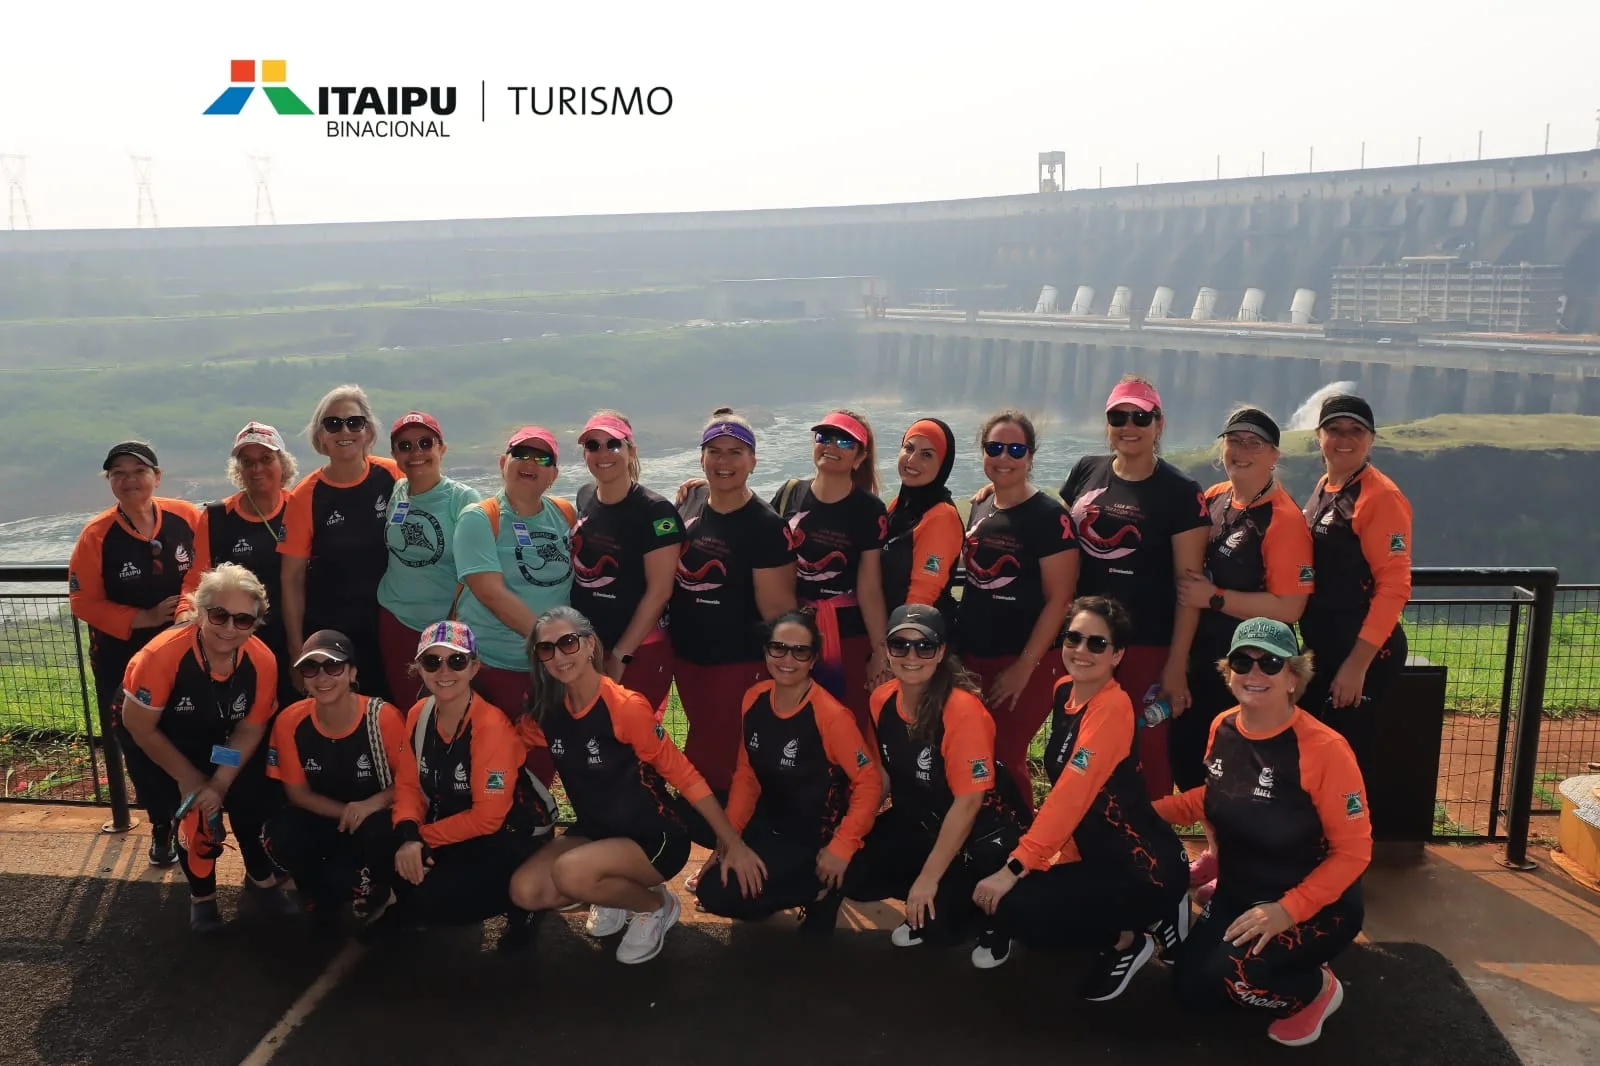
[238,940,366,1066]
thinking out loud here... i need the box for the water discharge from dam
[1287,380,1360,431]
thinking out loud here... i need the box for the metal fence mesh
[0,594,103,803]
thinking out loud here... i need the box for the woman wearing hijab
[881,419,963,620]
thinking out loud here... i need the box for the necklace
[243,491,284,544]
[194,633,243,726]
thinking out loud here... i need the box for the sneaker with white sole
[1082,933,1156,1002]
[585,904,629,938]
[889,921,925,948]
[970,929,1012,969]
[1148,896,1192,960]
[1267,966,1345,1047]
[616,888,681,964]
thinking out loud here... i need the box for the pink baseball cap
[579,413,633,443]
[232,421,287,455]
[507,426,558,459]
[1105,380,1163,413]
[391,411,444,441]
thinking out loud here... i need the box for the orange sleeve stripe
[269,703,309,784]
[1262,493,1316,595]
[941,689,996,796]
[1012,686,1134,871]
[608,680,713,805]
[813,687,882,859]
[1353,475,1413,646]
[278,475,318,558]
[390,702,428,828]
[122,628,191,710]
[68,511,138,639]
[724,685,763,833]
[377,702,408,764]
[159,498,202,530]
[183,505,213,608]
[903,504,964,606]
[515,716,548,751]
[1279,714,1373,923]
[420,708,520,847]
[1152,786,1206,825]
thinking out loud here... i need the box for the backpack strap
[365,696,393,789]
[576,483,596,511]
[774,478,800,517]
[448,498,503,619]
[412,696,435,771]
[549,495,577,529]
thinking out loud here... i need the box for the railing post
[1500,574,1556,870]
[1485,595,1523,840]
[72,617,136,833]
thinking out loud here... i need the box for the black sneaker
[798,892,842,939]
[970,928,1012,970]
[149,824,178,867]
[190,899,225,934]
[498,908,546,953]
[1083,933,1156,1002]
[240,881,300,919]
[1148,897,1192,961]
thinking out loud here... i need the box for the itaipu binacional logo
[203,58,454,139]
[205,60,313,116]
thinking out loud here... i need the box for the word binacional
[328,120,450,139]
[506,86,674,117]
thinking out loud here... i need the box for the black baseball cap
[886,603,947,643]
[102,441,158,471]
[294,630,356,667]
[1218,407,1281,448]
[1318,395,1376,433]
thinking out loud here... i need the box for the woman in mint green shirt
[452,425,575,784]
[377,411,483,706]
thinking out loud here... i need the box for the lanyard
[1219,480,1275,540]
[194,635,242,726]
[243,492,285,544]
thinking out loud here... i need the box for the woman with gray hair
[278,385,401,702]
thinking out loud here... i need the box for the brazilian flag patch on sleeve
[653,517,680,537]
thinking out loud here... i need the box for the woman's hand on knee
[395,841,429,885]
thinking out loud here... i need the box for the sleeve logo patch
[135,687,152,705]
[922,554,942,573]
[266,747,278,767]
[1069,747,1093,774]
[969,758,990,781]
[855,749,870,769]
[1344,791,1366,819]
[1389,533,1407,554]
[1298,565,1315,584]
[68,572,80,592]
[485,770,506,792]
[653,517,680,537]
[654,723,667,740]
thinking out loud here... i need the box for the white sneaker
[616,887,681,964]
[890,921,925,947]
[585,904,629,937]
[970,930,1012,969]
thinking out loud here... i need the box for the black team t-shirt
[1061,455,1210,646]
[669,487,794,666]
[571,483,686,650]
[772,479,888,639]
[955,491,1077,659]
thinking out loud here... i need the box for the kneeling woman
[970,597,1189,1001]
[508,607,762,965]
[1155,618,1371,1048]
[263,630,406,931]
[695,610,882,935]
[843,604,1027,947]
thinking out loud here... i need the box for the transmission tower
[0,154,31,229]
[129,153,158,227]
[248,153,276,224]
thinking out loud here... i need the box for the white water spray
[1286,380,1359,431]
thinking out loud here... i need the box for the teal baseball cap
[1228,618,1299,659]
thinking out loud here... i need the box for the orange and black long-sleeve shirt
[1153,707,1372,923]
[1020,679,1184,885]
[1195,481,1315,661]
[519,676,712,837]
[726,679,882,860]
[392,695,524,848]
[1301,463,1412,649]
[70,498,200,653]
[119,625,277,768]
[182,492,288,625]
[881,498,963,616]
[268,696,406,805]
[278,457,401,630]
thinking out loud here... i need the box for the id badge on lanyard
[511,521,534,547]
[390,500,411,525]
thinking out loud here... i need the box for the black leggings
[991,857,1189,951]
[1173,893,1362,1018]
[842,806,1016,944]
[1175,648,1236,791]
[159,752,280,897]
[1300,620,1407,784]
[696,824,826,920]
[263,805,397,914]
[394,833,544,926]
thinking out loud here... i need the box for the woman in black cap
[1297,395,1412,777]
[69,441,200,865]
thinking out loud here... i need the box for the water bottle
[1140,686,1173,729]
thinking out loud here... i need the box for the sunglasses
[813,432,860,450]
[533,632,585,660]
[1063,629,1111,654]
[1106,409,1158,428]
[886,636,942,659]
[321,415,369,433]
[417,652,472,673]
[508,446,555,465]
[764,640,816,663]
[394,437,438,453]
[583,437,627,453]
[297,659,349,679]
[1228,651,1287,676]
[982,441,1031,459]
[205,606,258,630]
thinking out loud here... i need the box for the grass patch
[1407,609,1600,717]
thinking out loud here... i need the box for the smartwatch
[1209,592,1226,611]
[618,652,635,666]
[1005,857,1025,877]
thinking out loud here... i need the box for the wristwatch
[618,652,635,666]
[1209,592,1226,611]
[1005,856,1025,877]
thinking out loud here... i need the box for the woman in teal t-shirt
[377,411,483,707]
[451,425,575,784]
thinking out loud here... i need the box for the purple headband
[701,421,756,450]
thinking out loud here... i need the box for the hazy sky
[3,0,1595,230]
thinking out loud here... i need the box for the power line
[0,154,31,229]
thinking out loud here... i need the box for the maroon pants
[673,659,768,795]
[1114,644,1173,799]
[963,653,1065,814]
[617,638,675,717]
[378,607,428,711]
[471,664,556,787]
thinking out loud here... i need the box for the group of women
[68,376,1411,1047]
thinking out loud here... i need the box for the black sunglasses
[417,652,472,673]
[1106,409,1158,428]
[321,415,369,433]
[982,440,1031,459]
[583,437,627,453]
[813,431,860,450]
[297,659,349,679]
[533,632,585,661]
[205,606,258,630]
[1063,629,1111,654]
[886,636,942,659]
[508,446,555,465]
[1228,651,1287,676]
[394,437,437,453]
[764,640,816,663]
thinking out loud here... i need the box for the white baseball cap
[232,421,287,455]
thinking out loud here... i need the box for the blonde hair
[829,408,879,496]
[702,406,754,439]
[226,447,300,491]
[591,409,642,483]
[305,384,378,458]
[1210,403,1280,468]
[1216,650,1315,703]
[193,562,269,620]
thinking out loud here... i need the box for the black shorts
[567,821,691,882]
